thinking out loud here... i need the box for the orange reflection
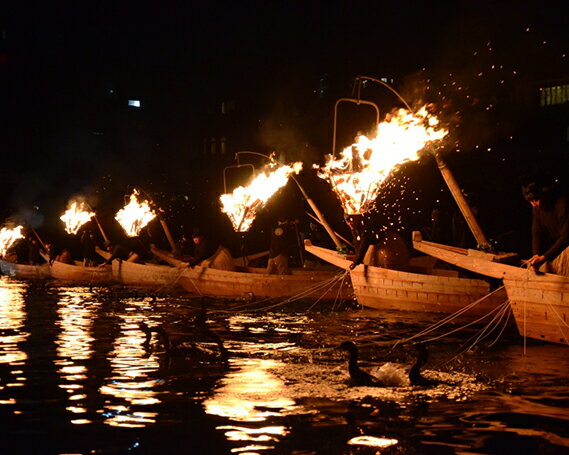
[205,358,297,422]
[0,278,28,411]
[99,311,161,428]
[347,436,398,448]
[204,358,297,452]
[55,287,98,424]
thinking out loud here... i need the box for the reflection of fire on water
[115,190,157,237]
[315,106,448,215]
[204,358,294,450]
[220,162,302,232]
[60,201,95,235]
[0,225,24,256]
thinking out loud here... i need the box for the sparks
[315,106,448,215]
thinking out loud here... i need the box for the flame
[60,202,95,235]
[315,106,448,214]
[0,225,24,256]
[115,190,156,237]
[220,162,303,232]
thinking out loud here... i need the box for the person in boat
[522,180,569,275]
[27,237,43,265]
[44,242,57,265]
[190,228,234,271]
[346,214,375,270]
[80,228,98,266]
[174,234,194,261]
[267,218,297,275]
[56,248,74,264]
[346,215,409,270]
[102,241,133,264]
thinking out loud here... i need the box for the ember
[115,189,157,237]
[220,162,303,232]
[315,106,448,214]
[60,201,95,235]
[0,225,24,256]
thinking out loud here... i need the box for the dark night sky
[1,1,568,251]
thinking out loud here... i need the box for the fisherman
[522,179,569,275]
[267,218,296,275]
[80,228,98,266]
[56,248,74,264]
[102,241,132,264]
[27,237,43,265]
[347,214,409,270]
[190,228,234,271]
[44,242,57,265]
[346,214,375,270]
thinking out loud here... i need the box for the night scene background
[1,0,568,258]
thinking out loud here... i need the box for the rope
[392,285,507,347]
[208,270,350,314]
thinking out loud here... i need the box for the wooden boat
[50,260,112,284]
[0,259,50,280]
[412,231,569,345]
[151,246,352,301]
[304,240,508,319]
[111,259,183,288]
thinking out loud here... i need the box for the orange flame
[60,201,95,235]
[315,106,448,215]
[0,225,24,256]
[115,190,156,237]
[220,162,303,232]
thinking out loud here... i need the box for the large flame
[315,106,448,214]
[60,201,95,235]
[0,225,24,257]
[220,162,303,232]
[115,190,156,237]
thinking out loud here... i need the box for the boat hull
[504,275,569,345]
[0,259,50,279]
[305,240,507,319]
[412,231,569,345]
[112,259,182,288]
[178,266,352,301]
[350,265,506,316]
[50,261,112,284]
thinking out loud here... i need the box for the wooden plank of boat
[412,231,569,345]
[178,265,352,301]
[0,259,50,279]
[304,239,507,318]
[50,260,112,284]
[111,259,183,288]
[411,231,522,279]
[151,245,270,268]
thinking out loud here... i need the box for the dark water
[1,276,568,455]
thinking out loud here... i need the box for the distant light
[128,99,141,108]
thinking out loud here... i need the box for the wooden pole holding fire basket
[93,215,110,244]
[292,177,343,250]
[434,153,491,251]
[158,216,179,254]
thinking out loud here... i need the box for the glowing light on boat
[315,106,448,214]
[220,162,302,232]
[115,190,156,237]
[0,225,25,256]
[60,201,95,235]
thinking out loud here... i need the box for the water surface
[1,276,568,454]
